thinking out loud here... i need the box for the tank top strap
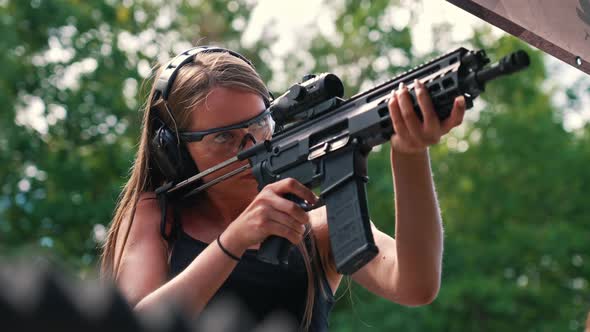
[155,186,183,247]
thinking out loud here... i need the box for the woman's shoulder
[138,191,158,203]
[134,191,165,229]
[114,192,169,305]
[118,191,162,244]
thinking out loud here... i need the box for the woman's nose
[237,132,257,152]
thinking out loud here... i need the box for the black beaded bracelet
[216,235,241,261]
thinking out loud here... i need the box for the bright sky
[244,0,496,56]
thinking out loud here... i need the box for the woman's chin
[240,175,257,182]
[219,177,258,193]
[237,170,256,181]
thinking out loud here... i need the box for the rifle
[166,47,530,275]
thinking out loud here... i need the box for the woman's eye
[213,131,234,144]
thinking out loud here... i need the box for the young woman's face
[185,86,268,191]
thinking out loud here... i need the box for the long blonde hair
[99,49,322,330]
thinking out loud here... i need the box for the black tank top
[168,230,335,331]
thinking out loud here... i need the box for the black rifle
[167,47,530,275]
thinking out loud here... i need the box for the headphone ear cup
[151,123,199,183]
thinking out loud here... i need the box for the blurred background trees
[1,0,589,330]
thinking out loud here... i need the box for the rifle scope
[269,73,344,126]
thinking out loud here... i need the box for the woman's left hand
[388,79,466,154]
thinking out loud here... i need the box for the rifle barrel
[477,50,530,84]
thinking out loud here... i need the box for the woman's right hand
[222,178,318,253]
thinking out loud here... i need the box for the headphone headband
[152,46,258,103]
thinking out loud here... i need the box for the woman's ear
[150,119,199,183]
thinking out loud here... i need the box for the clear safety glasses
[179,110,275,155]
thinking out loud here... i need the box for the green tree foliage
[321,8,590,332]
[0,0,271,272]
[1,0,589,330]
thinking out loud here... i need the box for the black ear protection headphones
[150,46,271,185]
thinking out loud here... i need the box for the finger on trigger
[269,209,300,231]
[268,221,301,244]
[279,196,310,225]
[287,178,318,205]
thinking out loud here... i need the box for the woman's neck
[191,186,256,229]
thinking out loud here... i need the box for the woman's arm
[133,231,243,314]
[115,195,242,313]
[311,151,444,305]
[344,81,465,305]
[114,196,168,307]
[351,150,442,306]
[116,179,317,314]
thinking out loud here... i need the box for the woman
[100,46,466,331]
